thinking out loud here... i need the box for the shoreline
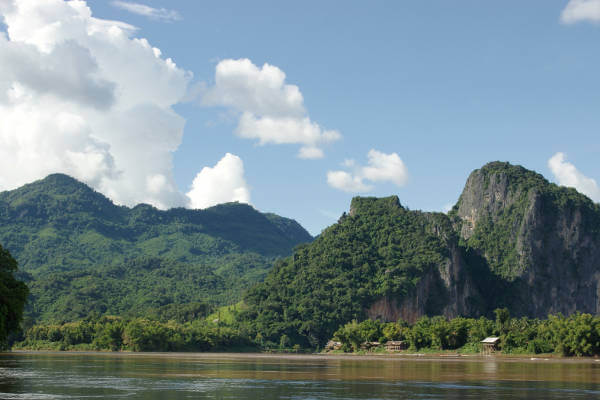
[4,350,600,364]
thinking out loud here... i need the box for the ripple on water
[2,354,600,400]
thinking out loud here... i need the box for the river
[1,352,599,399]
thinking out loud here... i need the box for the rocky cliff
[453,161,600,317]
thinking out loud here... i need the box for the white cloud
[561,0,600,24]
[203,59,304,117]
[0,0,247,210]
[202,58,341,159]
[111,1,181,22]
[327,170,373,193]
[298,146,324,160]
[548,152,600,202]
[327,149,409,193]
[186,153,251,209]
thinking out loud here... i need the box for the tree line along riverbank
[11,308,600,357]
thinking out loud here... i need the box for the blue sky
[1,0,599,235]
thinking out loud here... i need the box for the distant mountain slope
[20,257,225,322]
[242,162,600,347]
[0,173,312,273]
[0,174,312,322]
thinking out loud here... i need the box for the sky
[0,0,599,235]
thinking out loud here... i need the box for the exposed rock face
[365,161,600,321]
[367,228,478,323]
[453,162,600,317]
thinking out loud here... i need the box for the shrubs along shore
[13,308,600,358]
[328,310,600,357]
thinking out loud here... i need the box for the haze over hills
[242,162,600,347]
[0,173,312,322]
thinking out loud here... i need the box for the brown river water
[1,352,599,399]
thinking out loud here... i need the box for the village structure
[480,337,500,355]
[325,340,408,352]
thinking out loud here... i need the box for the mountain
[242,162,600,347]
[0,174,312,322]
[452,161,600,317]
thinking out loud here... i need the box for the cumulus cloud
[327,149,408,193]
[0,0,249,210]
[327,170,373,193]
[548,152,600,202]
[561,0,600,24]
[186,153,250,209]
[111,1,181,22]
[202,58,341,159]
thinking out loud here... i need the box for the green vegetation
[330,310,600,357]
[0,173,311,322]
[18,309,600,357]
[15,314,255,352]
[0,245,28,348]
[21,257,228,323]
[241,196,456,348]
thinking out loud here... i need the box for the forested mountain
[0,174,312,322]
[242,162,600,347]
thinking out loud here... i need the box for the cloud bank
[327,149,408,193]
[186,153,250,209]
[548,152,600,202]
[561,0,600,24]
[202,58,341,159]
[111,1,181,22]
[0,0,249,210]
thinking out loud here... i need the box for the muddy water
[1,352,599,399]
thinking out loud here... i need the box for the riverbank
[6,350,600,364]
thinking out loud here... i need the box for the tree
[0,245,28,348]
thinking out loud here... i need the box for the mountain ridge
[242,161,600,347]
[0,173,313,322]
[0,173,312,273]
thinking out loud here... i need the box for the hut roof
[481,337,500,344]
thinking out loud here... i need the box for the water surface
[1,352,599,399]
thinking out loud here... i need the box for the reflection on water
[0,352,599,399]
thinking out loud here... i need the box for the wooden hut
[480,337,500,355]
[360,341,381,351]
[385,341,407,352]
[325,340,342,351]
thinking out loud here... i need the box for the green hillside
[242,196,458,347]
[241,162,600,347]
[0,174,312,322]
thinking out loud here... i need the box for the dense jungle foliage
[14,312,255,352]
[19,257,264,323]
[0,245,28,348]
[241,196,456,348]
[0,174,311,322]
[331,310,600,357]
[17,309,600,357]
